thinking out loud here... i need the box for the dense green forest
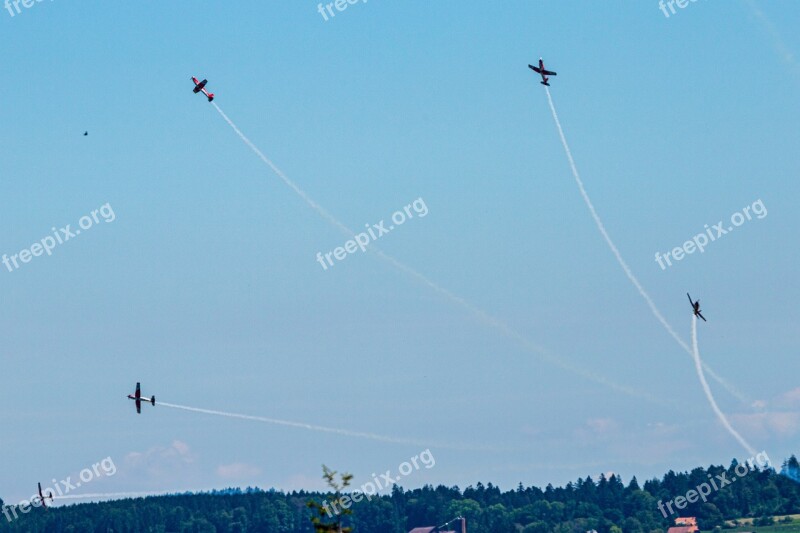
[1,455,798,532]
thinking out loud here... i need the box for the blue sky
[0,0,798,505]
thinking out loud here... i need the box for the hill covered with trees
[1,455,798,532]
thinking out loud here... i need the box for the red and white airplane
[127,382,155,414]
[191,77,215,102]
[34,483,53,509]
[528,57,557,86]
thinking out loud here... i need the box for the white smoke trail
[54,491,161,501]
[543,87,749,406]
[742,0,800,79]
[160,401,422,445]
[690,315,757,455]
[210,103,670,406]
[374,249,673,406]
[158,401,504,452]
[213,103,354,240]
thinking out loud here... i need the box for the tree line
[1,455,798,532]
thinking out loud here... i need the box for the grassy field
[721,514,800,532]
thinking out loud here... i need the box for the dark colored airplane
[191,76,215,102]
[687,293,707,322]
[528,57,557,86]
[127,382,155,414]
[34,483,53,509]
[83,131,88,136]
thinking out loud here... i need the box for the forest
[1,455,798,532]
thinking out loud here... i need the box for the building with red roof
[408,516,465,533]
[667,516,699,533]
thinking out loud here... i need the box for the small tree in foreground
[307,465,354,533]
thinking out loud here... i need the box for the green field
[721,515,800,532]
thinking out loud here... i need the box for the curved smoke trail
[543,87,749,406]
[690,315,757,455]
[210,103,671,407]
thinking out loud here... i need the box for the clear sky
[0,0,798,505]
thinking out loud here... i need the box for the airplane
[687,293,707,322]
[83,131,88,136]
[34,483,53,509]
[528,57,557,86]
[127,382,155,414]
[191,77,215,102]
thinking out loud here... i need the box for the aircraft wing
[528,65,542,73]
[687,293,694,305]
[541,69,557,76]
[38,483,48,507]
[697,311,707,322]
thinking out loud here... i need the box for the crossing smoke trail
[691,315,757,455]
[159,401,505,452]
[372,249,672,407]
[210,103,671,406]
[543,87,750,406]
